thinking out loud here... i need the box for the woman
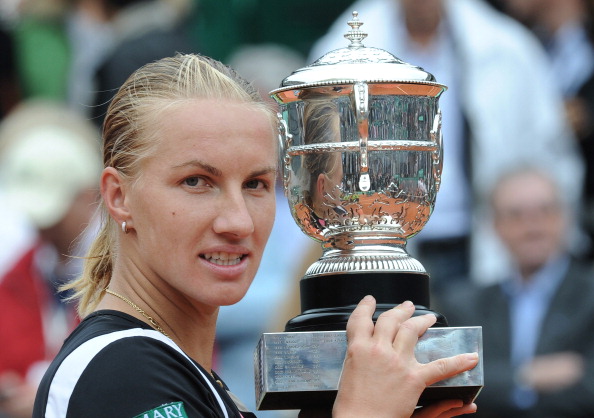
[32,53,478,418]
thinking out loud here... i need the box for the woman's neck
[98,269,219,371]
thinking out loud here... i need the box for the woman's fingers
[413,401,477,418]
[447,403,477,417]
[346,296,418,342]
[337,297,480,417]
[348,298,479,387]
[389,312,479,386]
[345,295,377,342]
[373,300,416,344]
[391,313,437,354]
[420,352,480,386]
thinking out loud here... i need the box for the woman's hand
[332,296,478,418]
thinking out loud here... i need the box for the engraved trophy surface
[255,12,483,410]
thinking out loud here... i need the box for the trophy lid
[271,11,444,95]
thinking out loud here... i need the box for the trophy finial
[344,11,367,48]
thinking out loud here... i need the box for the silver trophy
[255,12,483,411]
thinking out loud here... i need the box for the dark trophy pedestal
[285,271,448,331]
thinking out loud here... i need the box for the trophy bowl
[271,12,446,330]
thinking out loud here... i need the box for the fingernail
[465,352,479,361]
[400,300,414,308]
[362,295,374,302]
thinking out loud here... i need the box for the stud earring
[121,221,128,234]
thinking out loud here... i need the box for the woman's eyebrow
[173,160,222,177]
[173,161,277,178]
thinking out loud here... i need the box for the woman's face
[125,99,277,309]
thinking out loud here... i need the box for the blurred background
[2,0,594,417]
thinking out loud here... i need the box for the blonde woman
[32,53,478,418]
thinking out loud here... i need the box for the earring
[121,221,128,234]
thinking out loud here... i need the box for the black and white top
[33,310,257,418]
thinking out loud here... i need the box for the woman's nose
[212,191,255,238]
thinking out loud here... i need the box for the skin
[401,0,444,48]
[97,97,479,417]
[492,172,567,280]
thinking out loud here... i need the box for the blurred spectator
[11,0,70,101]
[436,166,594,417]
[212,44,316,418]
[309,0,583,287]
[9,0,194,119]
[8,0,112,114]
[0,101,101,418]
[65,0,116,115]
[91,0,195,126]
[188,1,355,62]
[226,44,305,102]
[499,1,594,257]
[501,0,594,99]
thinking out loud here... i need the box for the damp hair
[64,53,275,317]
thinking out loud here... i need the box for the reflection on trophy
[255,12,483,411]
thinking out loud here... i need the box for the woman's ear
[101,167,130,224]
[316,173,326,199]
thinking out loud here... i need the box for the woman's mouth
[200,252,245,266]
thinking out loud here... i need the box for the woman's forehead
[150,98,274,132]
[140,100,277,165]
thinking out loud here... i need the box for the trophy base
[255,327,483,411]
[285,304,447,331]
[287,271,447,331]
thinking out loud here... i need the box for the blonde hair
[67,53,275,316]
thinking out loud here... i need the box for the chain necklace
[104,288,224,387]
[105,288,170,338]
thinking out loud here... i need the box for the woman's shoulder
[34,310,236,418]
[50,310,181,367]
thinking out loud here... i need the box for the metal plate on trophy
[255,327,483,410]
[255,11,484,410]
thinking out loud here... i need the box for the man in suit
[437,166,594,417]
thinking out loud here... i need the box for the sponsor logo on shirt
[134,401,188,418]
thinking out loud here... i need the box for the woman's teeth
[202,252,243,266]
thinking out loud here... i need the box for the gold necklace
[105,288,170,338]
[105,288,223,387]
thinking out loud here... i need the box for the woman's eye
[245,179,265,190]
[183,176,201,187]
